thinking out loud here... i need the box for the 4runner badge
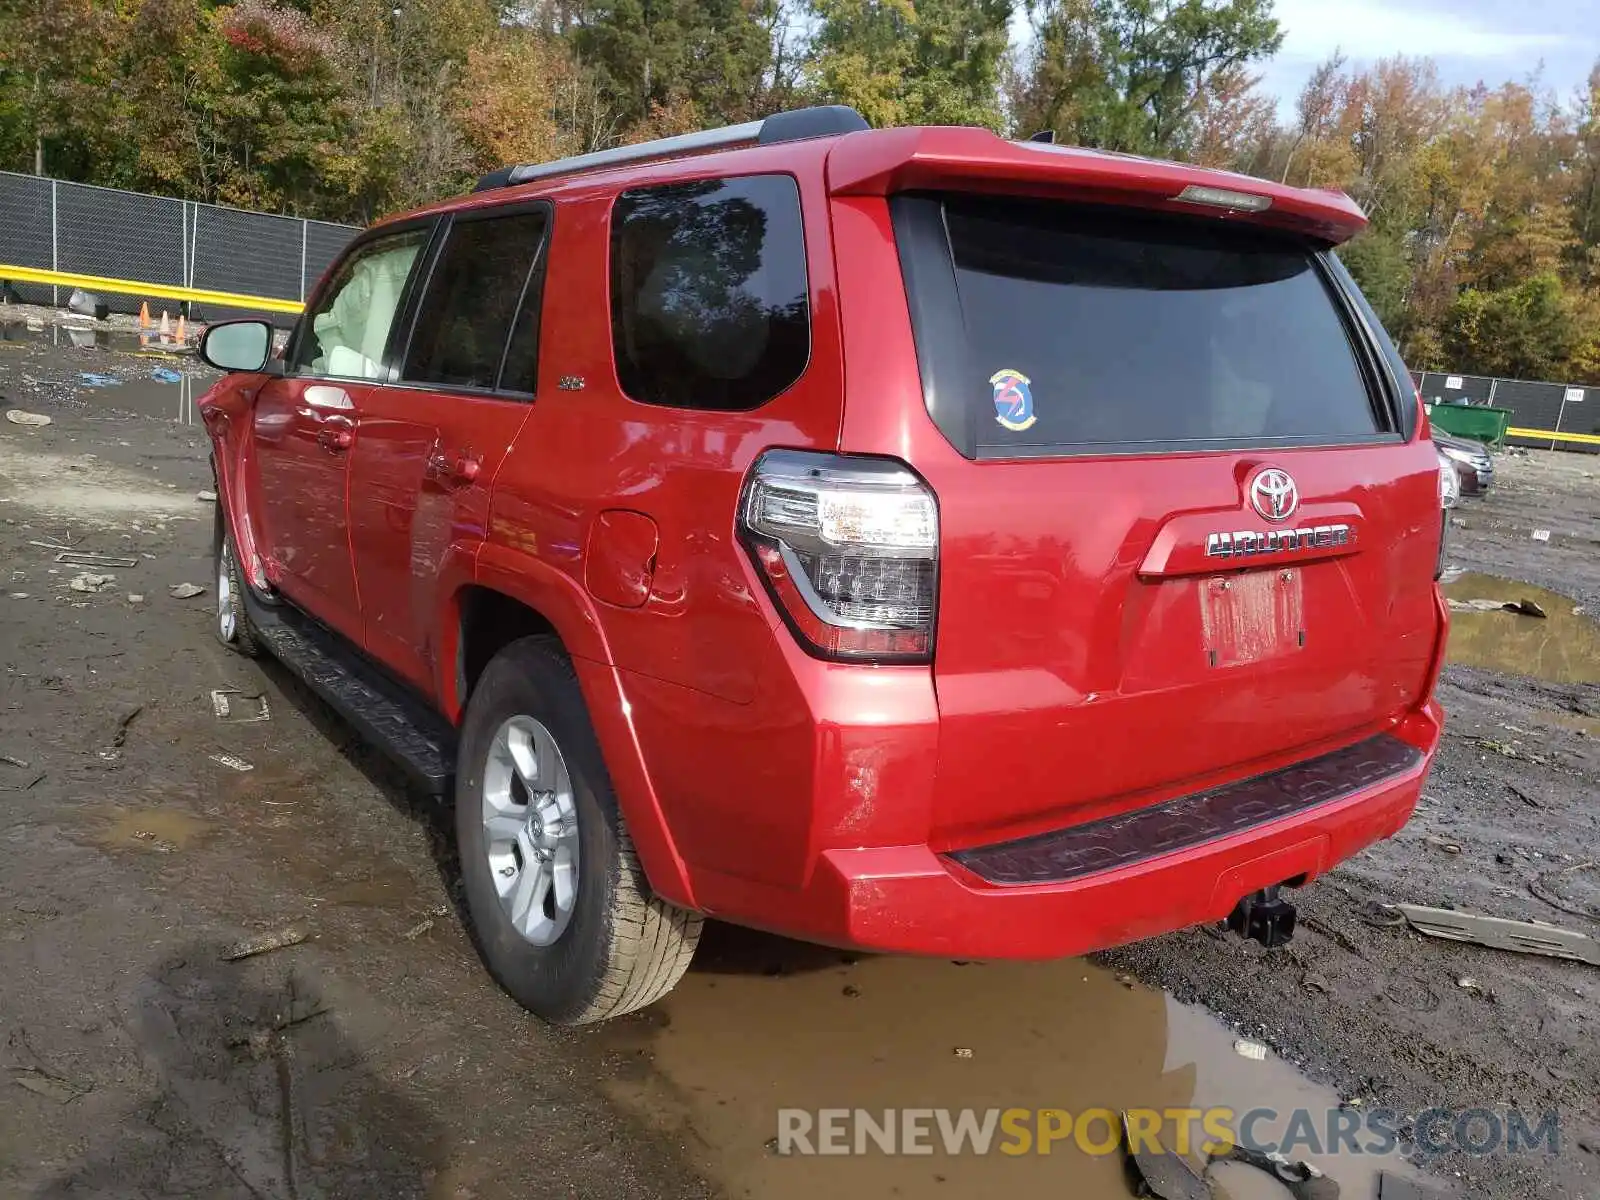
[990,369,1037,432]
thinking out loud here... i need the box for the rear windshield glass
[900,196,1386,458]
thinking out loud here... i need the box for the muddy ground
[1,311,1597,1200]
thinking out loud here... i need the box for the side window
[610,175,810,411]
[403,208,550,393]
[291,229,428,380]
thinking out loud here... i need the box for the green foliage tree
[0,0,1596,386]
[1011,0,1280,154]
[572,0,776,132]
[807,0,1013,129]
[1445,273,1580,381]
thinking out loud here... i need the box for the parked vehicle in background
[1433,430,1494,495]
[196,105,1454,1025]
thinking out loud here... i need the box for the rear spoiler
[825,127,1367,246]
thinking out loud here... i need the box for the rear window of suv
[893,194,1393,459]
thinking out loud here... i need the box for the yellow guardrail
[0,262,303,315]
[1508,426,1600,447]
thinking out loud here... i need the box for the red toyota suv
[197,105,1451,1025]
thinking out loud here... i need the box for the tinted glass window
[403,210,549,392]
[292,230,427,379]
[914,197,1383,457]
[610,175,809,410]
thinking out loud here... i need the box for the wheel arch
[445,562,698,909]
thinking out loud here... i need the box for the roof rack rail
[472,104,869,192]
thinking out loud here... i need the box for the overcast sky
[1259,0,1599,111]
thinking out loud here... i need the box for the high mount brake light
[1175,184,1273,212]
[740,450,938,664]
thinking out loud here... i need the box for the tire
[455,636,701,1024]
[212,503,261,657]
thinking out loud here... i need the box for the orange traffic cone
[175,314,186,345]
[159,311,170,337]
[138,302,150,328]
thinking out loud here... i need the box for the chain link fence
[0,170,359,326]
[1413,371,1598,455]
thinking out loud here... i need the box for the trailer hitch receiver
[1226,885,1298,948]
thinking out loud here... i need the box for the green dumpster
[1425,404,1512,447]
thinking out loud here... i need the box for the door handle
[427,450,482,487]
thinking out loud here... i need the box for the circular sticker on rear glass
[990,369,1036,432]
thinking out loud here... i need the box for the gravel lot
[2,312,1596,1200]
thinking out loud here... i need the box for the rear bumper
[692,703,1441,958]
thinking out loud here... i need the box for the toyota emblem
[1249,468,1299,522]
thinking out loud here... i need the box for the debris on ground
[97,703,144,764]
[1233,1038,1268,1060]
[66,289,107,321]
[1531,528,1551,542]
[1394,904,1600,967]
[1121,1111,1208,1200]
[56,550,137,568]
[127,593,143,603]
[1209,1144,1340,1200]
[1474,737,1546,764]
[0,753,45,792]
[403,917,436,941]
[1506,782,1543,808]
[150,367,182,384]
[197,489,216,502]
[210,689,270,723]
[220,927,308,962]
[168,582,205,599]
[1504,598,1548,618]
[68,573,114,593]
[208,753,254,772]
[5,409,52,426]
[130,829,177,853]
[952,1047,973,1058]
[10,1066,89,1104]
[1424,835,1463,854]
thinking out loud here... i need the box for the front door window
[292,230,427,380]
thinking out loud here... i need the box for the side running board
[241,589,456,795]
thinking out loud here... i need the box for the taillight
[740,450,938,664]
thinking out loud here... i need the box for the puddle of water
[100,806,212,851]
[1444,574,1600,685]
[602,932,1413,1200]
[0,317,211,424]
[324,864,421,908]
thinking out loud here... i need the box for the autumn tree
[0,0,122,178]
